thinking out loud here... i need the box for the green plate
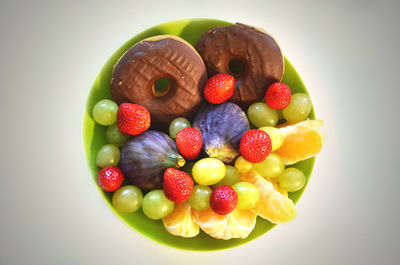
[82,18,315,251]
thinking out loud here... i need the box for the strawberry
[97,166,124,192]
[204,73,235,104]
[265,82,292,110]
[176,128,203,160]
[117,103,150,135]
[239,129,272,163]
[163,168,194,203]
[210,185,238,215]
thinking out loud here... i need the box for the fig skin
[193,102,250,164]
[120,130,185,191]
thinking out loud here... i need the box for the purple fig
[120,130,185,191]
[193,102,250,164]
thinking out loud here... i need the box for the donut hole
[228,59,245,76]
[152,78,171,97]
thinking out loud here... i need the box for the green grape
[188,185,212,211]
[259,126,284,151]
[235,156,253,173]
[278,168,306,192]
[142,190,174,220]
[212,165,240,188]
[247,102,278,127]
[253,153,284,178]
[92,99,118,126]
[192,158,226,185]
[96,144,120,168]
[105,124,130,147]
[282,93,312,123]
[232,182,260,210]
[169,117,191,138]
[112,185,143,213]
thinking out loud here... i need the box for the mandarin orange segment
[162,201,199,238]
[240,170,296,224]
[274,119,326,165]
[266,177,288,197]
[194,208,257,240]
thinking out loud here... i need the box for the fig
[120,130,185,191]
[193,102,250,164]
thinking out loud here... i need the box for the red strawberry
[239,129,272,163]
[176,128,203,160]
[97,166,124,192]
[117,103,150,135]
[265,82,292,109]
[210,185,238,215]
[204,73,235,104]
[163,168,194,203]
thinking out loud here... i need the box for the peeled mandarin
[162,201,199,238]
[240,170,297,224]
[194,208,256,240]
[275,120,327,165]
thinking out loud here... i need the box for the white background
[0,0,399,264]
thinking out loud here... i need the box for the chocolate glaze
[111,36,207,128]
[195,23,284,109]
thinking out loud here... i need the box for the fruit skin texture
[169,117,191,139]
[106,124,130,147]
[188,185,212,211]
[212,165,240,188]
[253,153,285,178]
[97,166,124,192]
[92,99,118,126]
[203,73,235,104]
[239,129,272,163]
[247,102,279,127]
[142,189,174,220]
[265,82,291,110]
[277,167,306,192]
[120,130,185,191]
[234,156,253,173]
[259,126,283,151]
[193,102,250,164]
[232,182,260,210]
[282,93,312,123]
[192,158,226,185]
[210,185,238,215]
[176,128,203,160]
[117,103,151,135]
[96,144,120,168]
[163,168,194,203]
[112,185,143,213]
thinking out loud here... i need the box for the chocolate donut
[195,23,284,108]
[111,35,207,127]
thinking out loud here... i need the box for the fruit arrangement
[86,21,326,243]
